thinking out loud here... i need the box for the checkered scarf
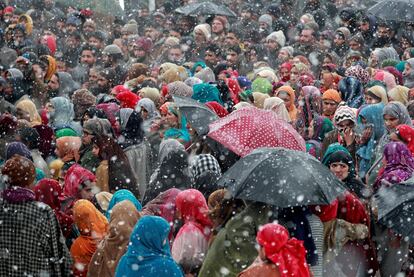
[191,154,221,179]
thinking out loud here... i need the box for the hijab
[83,118,113,138]
[252,92,270,109]
[396,124,414,155]
[71,199,109,276]
[118,108,144,148]
[115,216,183,277]
[164,104,191,143]
[49,97,82,135]
[56,136,81,163]
[311,115,334,142]
[205,101,229,118]
[15,99,42,127]
[338,76,364,108]
[88,200,141,277]
[297,86,322,139]
[263,97,291,122]
[62,164,96,199]
[256,223,310,277]
[105,189,142,219]
[365,85,388,104]
[276,86,297,121]
[387,85,409,105]
[142,188,181,225]
[383,101,413,133]
[136,98,160,132]
[192,83,224,105]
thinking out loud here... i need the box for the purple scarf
[2,186,36,203]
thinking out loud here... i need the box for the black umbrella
[217,147,347,208]
[173,95,218,136]
[175,1,237,17]
[368,0,414,22]
[374,178,414,242]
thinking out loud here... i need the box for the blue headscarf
[192,83,224,105]
[338,76,364,108]
[191,61,207,76]
[356,103,385,178]
[105,189,142,219]
[115,216,184,277]
[322,143,355,175]
[164,104,191,143]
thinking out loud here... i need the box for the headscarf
[15,99,42,127]
[88,200,141,277]
[356,103,386,178]
[374,142,414,191]
[279,62,292,82]
[205,101,229,118]
[71,199,109,276]
[83,118,113,138]
[252,92,270,109]
[56,136,81,163]
[374,70,397,91]
[252,77,273,94]
[142,188,181,226]
[166,81,193,98]
[94,191,113,212]
[105,189,142,219]
[387,85,409,105]
[404,58,414,88]
[136,98,160,132]
[44,55,57,81]
[175,189,213,238]
[34,178,73,236]
[311,115,334,142]
[118,108,144,148]
[96,103,120,136]
[322,143,354,170]
[297,86,322,138]
[71,89,96,119]
[190,154,222,197]
[49,159,64,180]
[192,83,224,105]
[322,89,342,104]
[345,65,370,84]
[256,223,310,277]
[116,216,184,276]
[383,101,413,132]
[396,124,414,155]
[6,141,32,161]
[116,90,140,109]
[263,97,291,122]
[338,77,364,108]
[63,164,96,199]
[164,104,191,143]
[184,77,203,87]
[1,155,35,187]
[49,97,80,133]
[365,85,388,104]
[55,128,78,138]
[276,86,297,121]
[194,67,216,83]
[321,72,341,92]
[158,139,185,163]
[191,61,207,76]
[333,105,356,127]
[139,87,161,104]
[18,14,33,35]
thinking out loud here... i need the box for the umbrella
[175,1,237,17]
[217,147,347,208]
[208,106,306,157]
[173,95,218,136]
[374,178,414,242]
[368,0,414,22]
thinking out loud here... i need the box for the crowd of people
[1,0,414,276]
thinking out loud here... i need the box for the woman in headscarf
[71,89,97,121]
[191,154,222,198]
[172,189,213,275]
[163,103,191,145]
[135,98,160,133]
[279,62,292,82]
[296,86,322,139]
[115,216,183,277]
[143,139,192,205]
[47,96,82,135]
[275,85,298,121]
[34,178,73,237]
[387,85,410,105]
[141,188,181,239]
[138,87,161,107]
[96,103,120,136]
[364,85,388,105]
[192,83,224,105]
[71,199,108,277]
[105,189,142,219]
[356,103,385,180]
[338,76,364,108]
[117,108,152,198]
[374,70,397,92]
[0,155,72,276]
[15,99,42,127]
[92,135,138,197]
[252,92,270,109]
[205,101,229,118]
[403,58,414,88]
[263,97,291,122]
[391,124,414,155]
[367,101,413,185]
[320,71,341,94]
[55,136,82,177]
[239,223,310,277]
[88,200,141,277]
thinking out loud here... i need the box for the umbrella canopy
[175,1,237,17]
[218,147,347,208]
[368,0,414,22]
[208,106,306,157]
[173,95,219,136]
[374,178,414,242]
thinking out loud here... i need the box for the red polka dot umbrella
[208,106,306,157]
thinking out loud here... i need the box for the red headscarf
[62,164,96,199]
[206,101,229,118]
[175,189,212,237]
[111,85,131,96]
[256,223,310,277]
[34,178,74,237]
[41,35,56,56]
[226,78,241,104]
[396,124,414,155]
[279,62,293,82]
[116,90,140,109]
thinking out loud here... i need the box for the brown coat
[95,160,109,193]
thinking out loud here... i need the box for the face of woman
[54,144,63,159]
[16,107,30,121]
[194,30,206,43]
[46,102,55,114]
[280,67,290,80]
[364,94,380,104]
[140,107,149,119]
[384,114,400,131]
[403,63,412,77]
[277,93,291,109]
[165,111,178,127]
[330,162,350,180]
[79,180,95,200]
[290,67,299,82]
[92,144,99,157]
[369,53,379,68]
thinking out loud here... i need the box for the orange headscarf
[71,199,108,277]
[44,55,57,82]
[56,136,81,163]
[276,85,298,121]
[322,89,342,104]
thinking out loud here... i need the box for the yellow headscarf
[18,14,33,36]
[15,99,42,127]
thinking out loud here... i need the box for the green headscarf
[55,128,78,138]
[251,77,273,94]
